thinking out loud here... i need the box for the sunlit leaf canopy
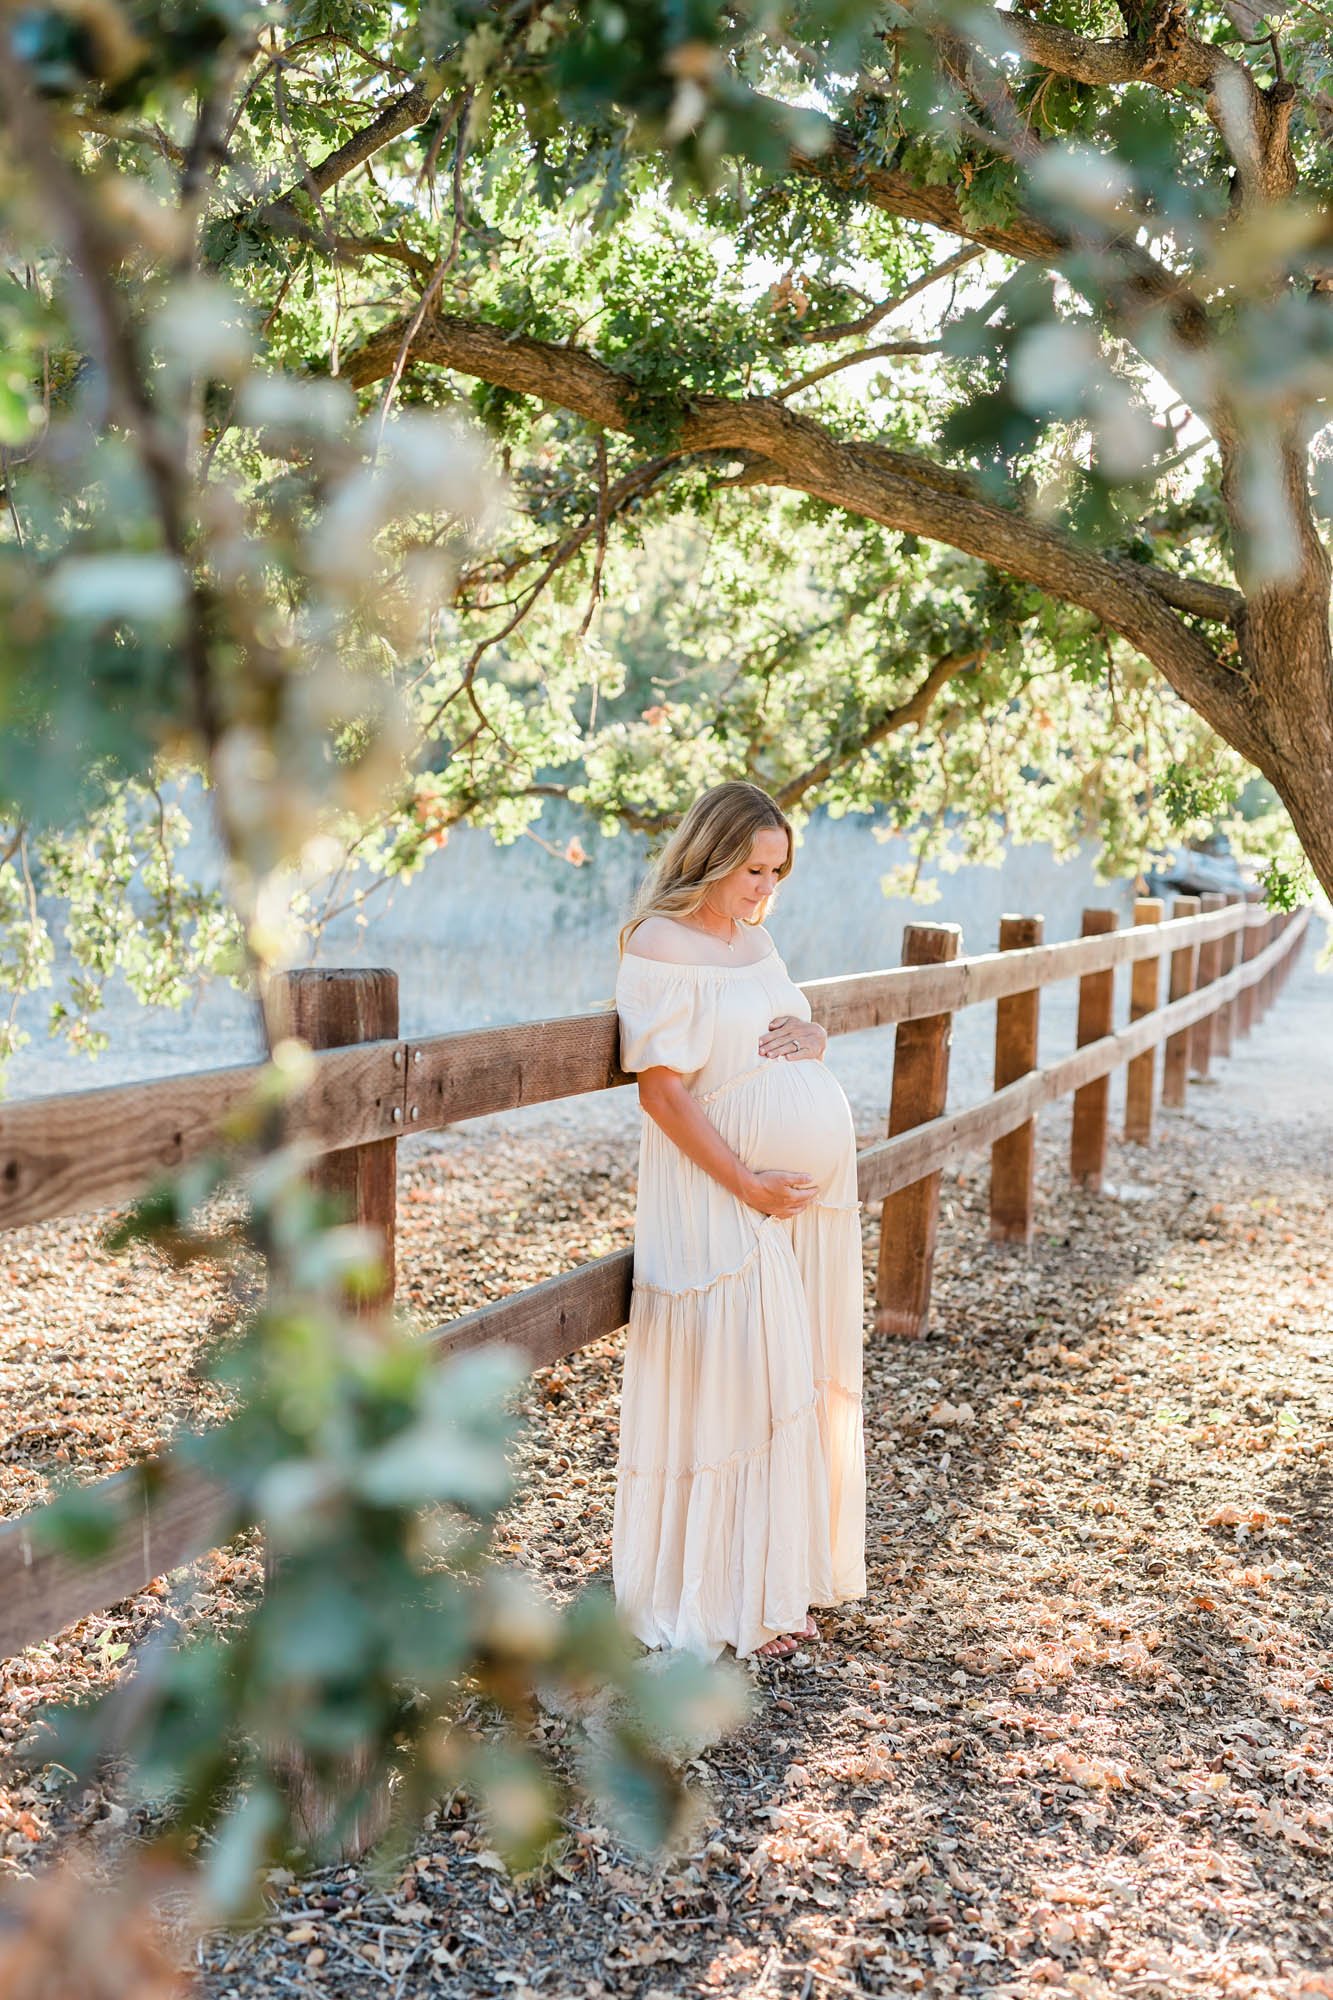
[1,0,1330,1058]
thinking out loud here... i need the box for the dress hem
[627,1581,869,1663]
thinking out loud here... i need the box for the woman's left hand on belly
[759,1015,828,1061]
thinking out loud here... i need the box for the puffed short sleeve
[615,957,717,1076]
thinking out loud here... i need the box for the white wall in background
[9,803,1133,1100]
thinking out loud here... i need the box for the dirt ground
[2,942,1331,1999]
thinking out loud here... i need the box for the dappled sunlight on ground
[2,953,1330,1996]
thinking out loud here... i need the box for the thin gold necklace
[691,906,737,951]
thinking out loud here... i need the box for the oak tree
[1,0,1328,1059]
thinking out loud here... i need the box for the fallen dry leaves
[1,974,1331,1999]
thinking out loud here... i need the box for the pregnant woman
[613,781,866,1662]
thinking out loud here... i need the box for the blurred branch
[0,38,253,972]
[326,231,436,282]
[70,113,188,166]
[374,90,474,437]
[774,645,985,809]
[910,0,1299,207]
[774,336,941,401]
[799,246,983,346]
[251,75,458,228]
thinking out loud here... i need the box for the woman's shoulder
[621,915,707,966]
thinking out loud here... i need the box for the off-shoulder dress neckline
[623,915,778,975]
[622,948,778,976]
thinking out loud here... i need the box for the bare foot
[754,1615,819,1660]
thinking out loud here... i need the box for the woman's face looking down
[706,826,790,925]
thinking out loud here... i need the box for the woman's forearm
[636,1069,755,1201]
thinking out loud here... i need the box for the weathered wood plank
[989,915,1042,1245]
[1124,899,1164,1145]
[404,1014,630,1131]
[1215,912,1240,1059]
[1070,909,1118,1190]
[1236,913,1260,1038]
[0,1262,639,1666]
[875,924,961,1338]
[274,970,400,1311]
[1162,897,1201,1108]
[428,1249,634,1372]
[803,898,1245,1038]
[1191,893,1228,1077]
[0,1464,230,1663]
[270,975,401,1854]
[0,1040,405,1232]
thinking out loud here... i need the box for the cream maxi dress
[613,928,867,1660]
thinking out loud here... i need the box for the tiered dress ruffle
[613,937,867,1660]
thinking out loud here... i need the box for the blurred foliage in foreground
[30,1081,743,1915]
[0,0,786,1950]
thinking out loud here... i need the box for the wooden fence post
[1270,912,1285,1007]
[1271,914,1285,1006]
[1256,913,1274,1019]
[271,967,400,1311]
[1190,893,1226,1077]
[267,967,400,1858]
[875,923,961,1338]
[1124,898,1163,1144]
[1270,913,1284,1004]
[989,914,1043,1245]
[1162,896,1200,1108]
[1214,903,1240,1060]
[1070,908,1118,1189]
[1232,908,1248,1032]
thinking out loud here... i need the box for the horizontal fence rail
[0,1040,406,1234]
[0,898,1309,1661]
[0,898,1269,1235]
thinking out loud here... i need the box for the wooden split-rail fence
[0,892,1309,1663]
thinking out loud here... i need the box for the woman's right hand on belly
[742,1168,819,1218]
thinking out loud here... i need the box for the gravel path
[2,940,1331,2000]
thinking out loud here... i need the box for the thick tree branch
[789,130,1067,266]
[341,309,1257,759]
[789,120,1210,353]
[957,6,1210,90]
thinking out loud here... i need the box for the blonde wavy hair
[619,782,794,956]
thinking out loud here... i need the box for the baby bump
[703,1059,855,1193]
